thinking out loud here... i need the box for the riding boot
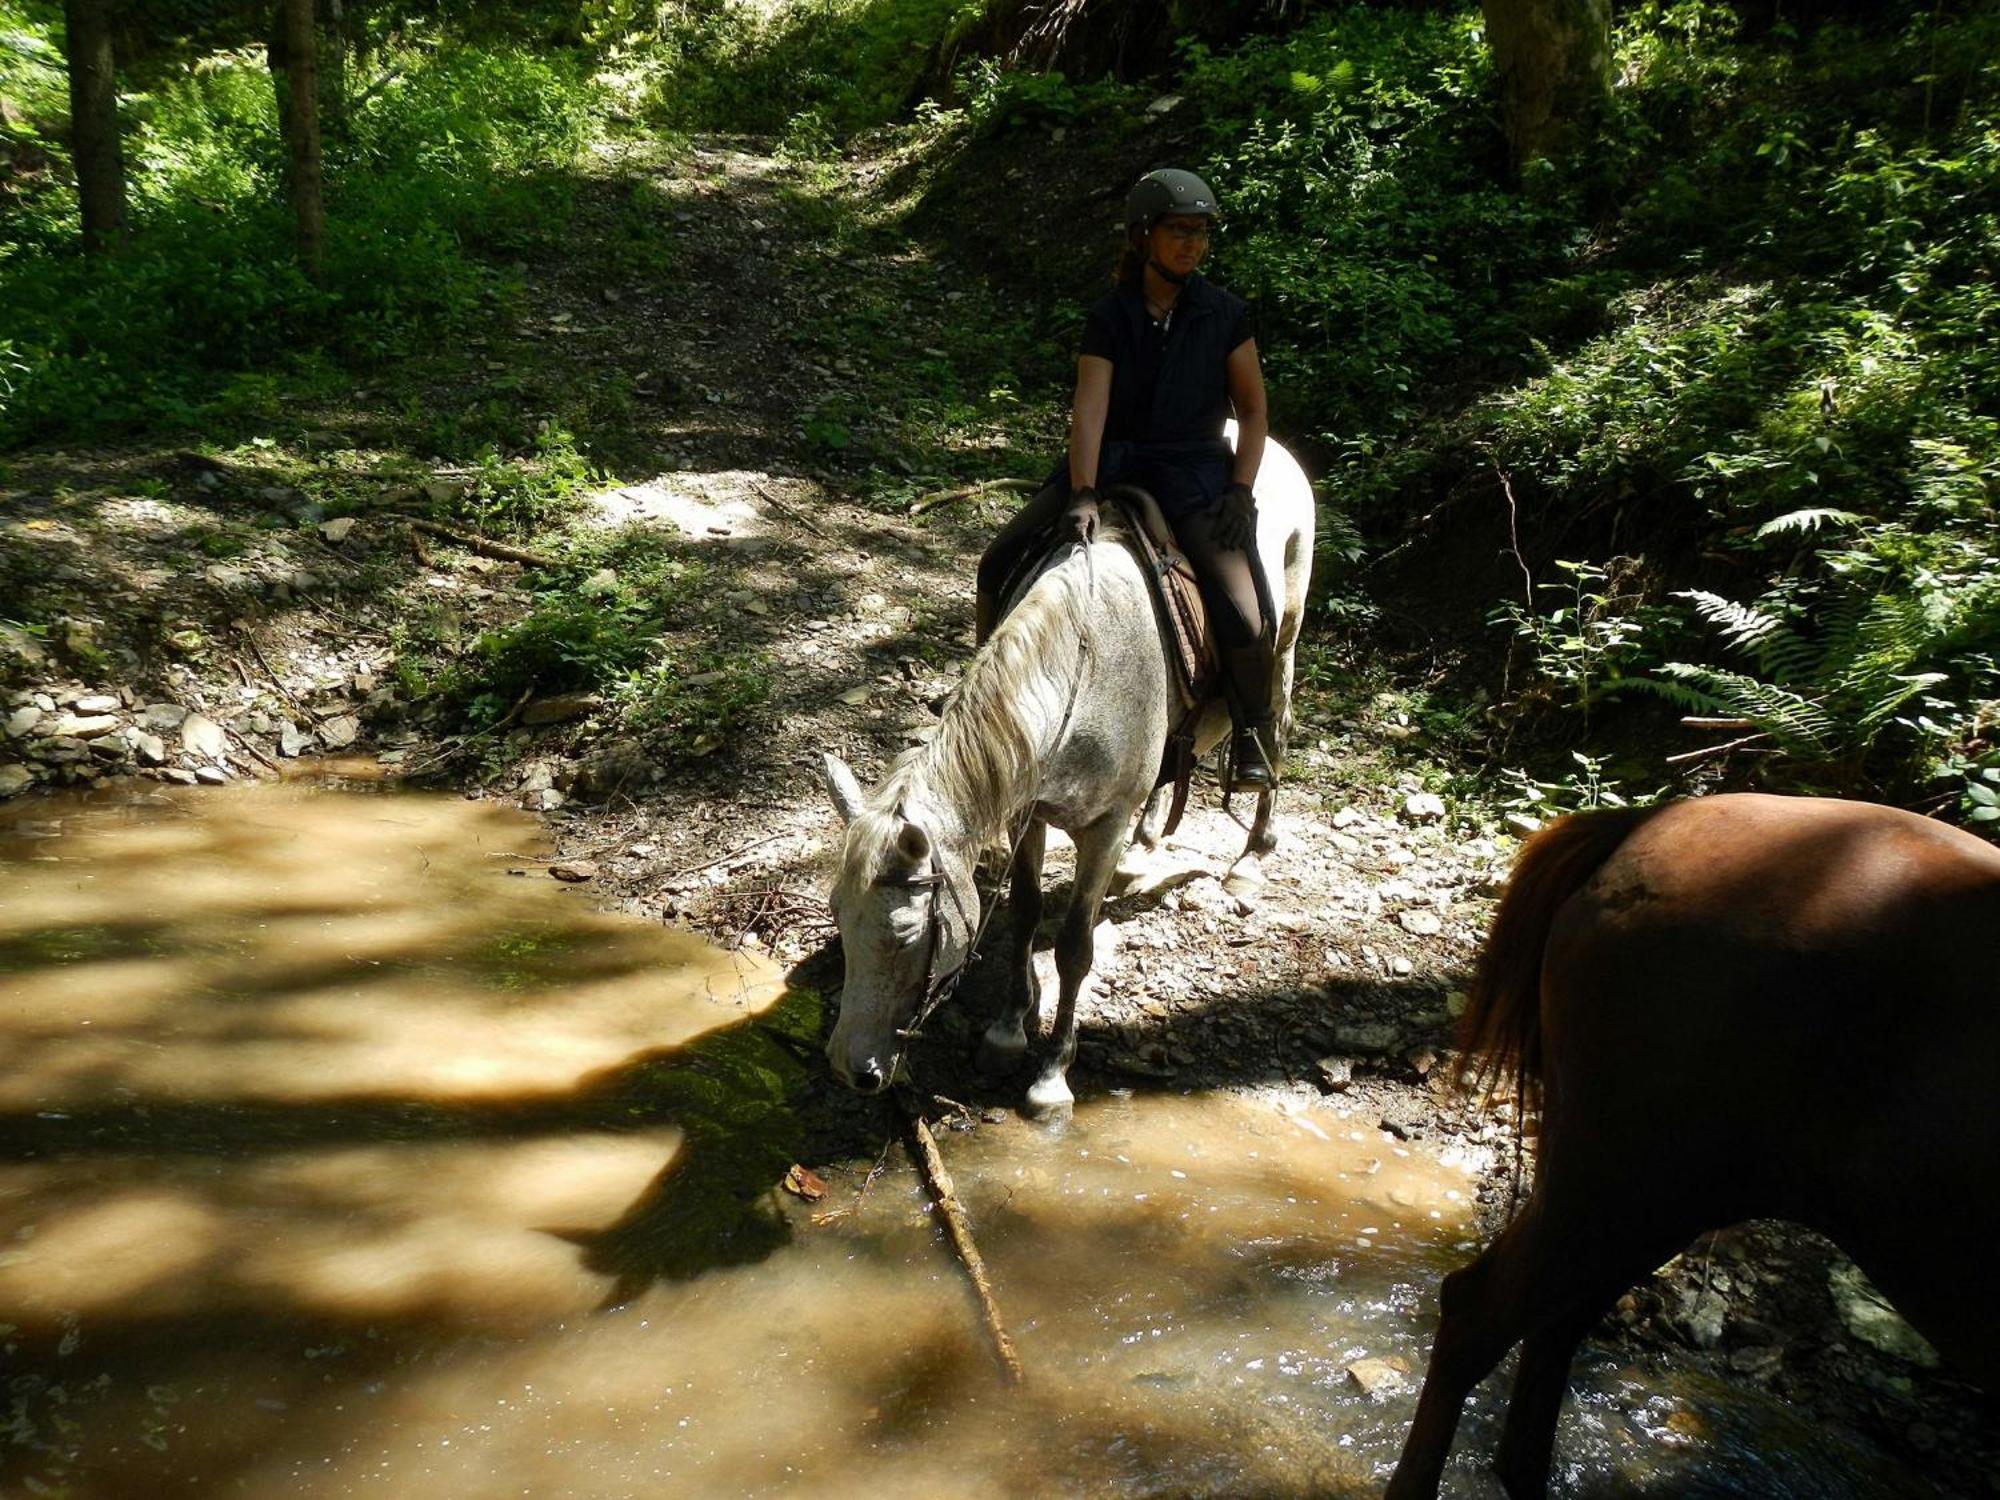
[1222,643,1278,791]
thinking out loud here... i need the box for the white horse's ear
[893,820,931,869]
[823,753,865,824]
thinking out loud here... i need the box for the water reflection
[0,787,1940,1498]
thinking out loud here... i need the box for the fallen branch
[909,477,1038,516]
[662,829,787,883]
[898,1091,1024,1385]
[752,481,833,540]
[405,518,561,570]
[235,628,321,726]
[1665,732,1773,766]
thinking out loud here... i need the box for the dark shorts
[1044,438,1232,519]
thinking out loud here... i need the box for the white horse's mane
[866,541,1101,854]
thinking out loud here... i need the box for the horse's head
[821,753,977,1094]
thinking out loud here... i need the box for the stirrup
[1227,723,1277,792]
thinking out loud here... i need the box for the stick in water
[898,1092,1024,1385]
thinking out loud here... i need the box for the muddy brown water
[0,785,1937,1497]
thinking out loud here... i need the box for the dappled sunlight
[0,786,783,1110]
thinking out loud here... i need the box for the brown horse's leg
[979,817,1046,1075]
[1388,1173,1673,1500]
[1490,1294,1616,1499]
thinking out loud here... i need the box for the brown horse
[1387,793,2000,1498]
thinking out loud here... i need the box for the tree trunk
[271,0,325,279]
[319,0,347,137]
[1479,0,1613,171]
[63,0,127,255]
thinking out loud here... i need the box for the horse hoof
[1221,863,1265,908]
[1023,1076,1074,1120]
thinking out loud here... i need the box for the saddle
[994,486,1218,836]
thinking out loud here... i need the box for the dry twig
[898,1092,1024,1385]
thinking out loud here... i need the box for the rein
[882,629,1092,1076]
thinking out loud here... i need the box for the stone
[1505,812,1543,838]
[1671,1285,1730,1350]
[317,714,361,750]
[549,860,599,883]
[52,714,120,739]
[279,722,312,758]
[127,729,167,765]
[318,517,357,543]
[525,787,566,813]
[70,693,120,714]
[1313,1055,1354,1093]
[157,767,198,785]
[1331,806,1363,829]
[1346,1357,1409,1400]
[141,702,189,732]
[1401,791,1447,824]
[5,706,42,739]
[520,693,603,727]
[1829,1259,1940,1368]
[194,765,231,785]
[0,764,34,798]
[181,713,227,759]
[1398,909,1443,937]
[1330,1020,1400,1056]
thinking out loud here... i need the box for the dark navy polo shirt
[1079,273,1255,447]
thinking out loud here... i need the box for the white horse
[823,432,1315,1116]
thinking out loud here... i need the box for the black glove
[1063,485,1100,545]
[1214,482,1257,551]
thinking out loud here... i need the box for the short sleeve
[1080,303,1118,361]
[1226,296,1256,354]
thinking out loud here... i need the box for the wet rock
[0,764,34,798]
[1730,1345,1783,1379]
[1671,1285,1730,1350]
[549,860,599,883]
[1378,1110,1426,1141]
[1830,1258,1940,1368]
[181,713,227,759]
[1346,1357,1410,1399]
[1401,792,1447,824]
[157,767,198,785]
[194,765,231,786]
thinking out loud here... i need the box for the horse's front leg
[1222,786,1278,902]
[1026,812,1127,1119]
[978,816,1045,1076]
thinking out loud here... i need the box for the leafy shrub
[0,41,599,444]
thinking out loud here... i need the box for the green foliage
[0,38,600,445]
[1491,559,1659,725]
[630,0,982,135]
[1498,751,1659,821]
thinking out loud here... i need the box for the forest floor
[1,133,1993,1495]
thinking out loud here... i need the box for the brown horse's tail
[1462,804,1661,1114]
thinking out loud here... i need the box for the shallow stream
[0,785,1936,1497]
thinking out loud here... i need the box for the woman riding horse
[973,167,1278,790]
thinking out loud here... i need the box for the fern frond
[1655,663,1839,757]
[1754,508,1868,539]
[1676,589,1785,658]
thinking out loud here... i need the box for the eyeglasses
[1156,221,1213,244]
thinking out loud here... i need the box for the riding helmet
[1124,168,1219,233]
